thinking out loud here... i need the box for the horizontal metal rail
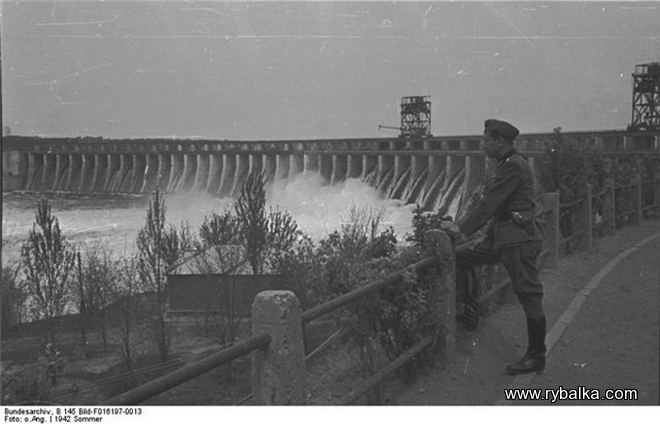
[614,209,636,220]
[559,208,573,219]
[559,196,585,209]
[342,335,434,405]
[301,255,442,324]
[615,182,635,191]
[592,216,612,228]
[559,232,578,247]
[592,188,608,199]
[103,332,271,405]
[234,324,349,405]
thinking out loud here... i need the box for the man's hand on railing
[425,229,445,244]
[423,229,447,255]
[440,221,461,235]
[425,223,466,250]
[439,221,467,243]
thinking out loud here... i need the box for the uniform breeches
[456,240,545,319]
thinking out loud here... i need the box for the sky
[1,1,659,140]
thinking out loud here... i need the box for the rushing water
[1,172,418,268]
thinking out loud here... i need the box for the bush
[1,264,26,333]
[1,374,47,405]
[303,204,445,404]
[1,357,57,405]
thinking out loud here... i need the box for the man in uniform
[441,119,546,375]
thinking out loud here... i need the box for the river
[1,173,417,268]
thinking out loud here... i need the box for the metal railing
[301,256,441,324]
[103,239,454,406]
[102,333,270,405]
[558,195,587,251]
[613,180,640,223]
[640,177,659,214]
[541,174,659,268]
[300,253,450,404]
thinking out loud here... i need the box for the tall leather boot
[456,268,479,331]
[506,316,547,375]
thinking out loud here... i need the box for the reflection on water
[2,173,416,267]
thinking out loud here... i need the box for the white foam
[266,172,415,241]
[1,175,419,267]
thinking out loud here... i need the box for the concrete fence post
[422,231,456,358]
[427,232,456,357]
[251,290,306,405]
[544,192,560,268]
[632,176,642,225]
[603,178,615,235]
[579,183,593,251]
[655,177,660,216]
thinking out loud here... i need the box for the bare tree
[74,252,89,345]
[234,172,269,274]
[111,256,140,370]
[74,246,116,348]
[136,190,191,362]
[20,198,75,341]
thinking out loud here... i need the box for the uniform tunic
[457,148,543,295]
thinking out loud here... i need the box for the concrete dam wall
[3,130,658,211]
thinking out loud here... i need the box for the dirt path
[393,219,660,405]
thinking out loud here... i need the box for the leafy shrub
[304,204,445,403]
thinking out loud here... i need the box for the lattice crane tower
[400,96,432,138]
[630,62,660,132]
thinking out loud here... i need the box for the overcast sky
[2,1,659,140]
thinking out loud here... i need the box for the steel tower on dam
[3,130,659,210]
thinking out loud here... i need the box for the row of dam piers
[3,130,658,211]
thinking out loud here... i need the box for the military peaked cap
[484,119,519,142]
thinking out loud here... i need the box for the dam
[2,130,659,211]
